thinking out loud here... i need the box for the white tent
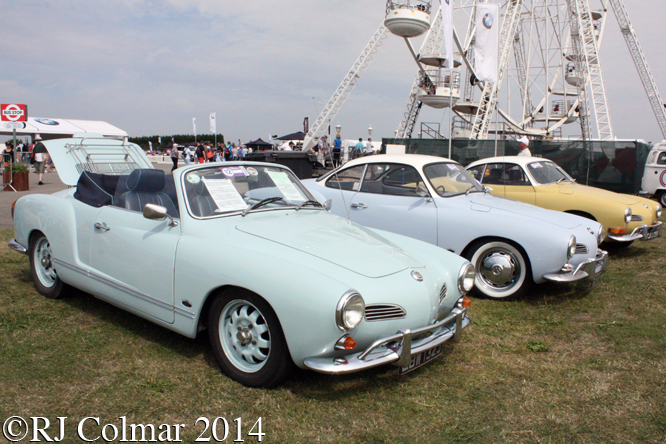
[1,117,127,139]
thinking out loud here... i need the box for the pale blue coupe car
[9,136,474,387]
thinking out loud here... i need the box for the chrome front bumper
[8,239,27,254]
[543,249,608,287]
[608,221,662,242]
[303,307,470,375]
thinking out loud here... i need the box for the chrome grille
[365,304,406,321]
[439,283,447,303]
[575,243,589,255]
[630,215,644,222]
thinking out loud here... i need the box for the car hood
[468,192,583,229]
[235,211,423,278]
[44,134,154,186]
[555,182,641,205]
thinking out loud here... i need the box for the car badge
[643,204,650,209]
[587,228,594,235]
[411,270,423,282]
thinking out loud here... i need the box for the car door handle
[351,203,367,209]
[94,222,110,232]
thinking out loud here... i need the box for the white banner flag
[192,117,197,136]
[474,3,500,83]
[209,112,216,133]
[442,0,454,70]
[148,141,153,152]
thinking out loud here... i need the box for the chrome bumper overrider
[8,239,27,255]
[543,249,608,285]
[303,307,470,375]
[608,221,662,242]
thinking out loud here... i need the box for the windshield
[183,165,318,218]
[423,162,484,197]
[526,161,574,185]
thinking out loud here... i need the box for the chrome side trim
[51,258,196,320]
[8,239,27,254]
[303,307,469,375]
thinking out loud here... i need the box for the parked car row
[8,136,660,387]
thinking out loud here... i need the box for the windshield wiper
[242,197,283,216]
[556,177,568,184]
[465,185,483,195]
[296,200,323,210]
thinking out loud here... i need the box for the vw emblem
[491,264,503,276]
[643,204,650,209]
[411,270,423,282]
[587,227,594,235]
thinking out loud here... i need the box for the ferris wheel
[302,0,666,151]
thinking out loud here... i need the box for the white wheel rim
[471,242,526,298]
[218,300,271,373]
[34,237,57,288]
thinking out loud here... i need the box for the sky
[2,0,665,145]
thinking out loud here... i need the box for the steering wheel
[436,185,446,195]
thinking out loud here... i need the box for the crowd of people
[167,141,254,172]
[3,135,55,185]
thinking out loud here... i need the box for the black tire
[659,191,666,208]
[208,290,293,388]
[465,240,532,299]
[28,231,65,299]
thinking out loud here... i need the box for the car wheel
[208,290,293,388]
[466,240,532,299]
[659,191,666,208]
[29,232,64,299]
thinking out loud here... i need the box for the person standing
[32,137,49,185]
[366,138,373,156]
[355,138,365,158]
[3,141,15,167]
[517,136,532,157]
[333,134,342,166]
[183,145,192,166]
[195,142,206,164]
[170,144,179,171]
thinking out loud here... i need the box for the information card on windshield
[202,177,248,213]
[266,171,303,203]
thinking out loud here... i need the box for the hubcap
[219,301,270,373]
[480,250,517,287]
[34,237,57,287]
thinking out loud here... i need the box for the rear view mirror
[143,203,167,220]
[324,199,332,211]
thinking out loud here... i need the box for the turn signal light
[11,200,17,220]
[342,336,357,350]
[462,297,472,308]
[608,227,626,234]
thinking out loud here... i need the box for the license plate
[645,228,660,240]
[588,272,602,289]
[398,344,443,375]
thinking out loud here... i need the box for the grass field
[1,225,665,444]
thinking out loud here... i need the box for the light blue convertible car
[303,154,609,300]
[9,136,474,387]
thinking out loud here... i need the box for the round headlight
[656,204,662,219]
[597,224,605,245]
[567,235,576,259]
[457,262,476,294]
[624,207,632,224]
[336,292,365,331]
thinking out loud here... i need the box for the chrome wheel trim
[660,192,666,208]
[218,300,271,373]
[471,242,526,298]
[34,237,57,288]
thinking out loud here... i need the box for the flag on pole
[192,117,197,136]
[474,3,500,83]
[148,141,153,152]
[442,0,454,70]
[209,112,216,133]
[158,136,161,144]
[268,134,273,144]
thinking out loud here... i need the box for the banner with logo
[442,0,454,70]
[192,117,197,136]
[209,112,216,133]
[474,3,500,83]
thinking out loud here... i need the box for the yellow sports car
[467,156,662,245]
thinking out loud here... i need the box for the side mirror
[324,199,332,211]
[484,186,493,193]
[143,203,179,227]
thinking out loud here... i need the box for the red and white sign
[1,104,28,122]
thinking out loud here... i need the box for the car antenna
[329,152,352,222]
